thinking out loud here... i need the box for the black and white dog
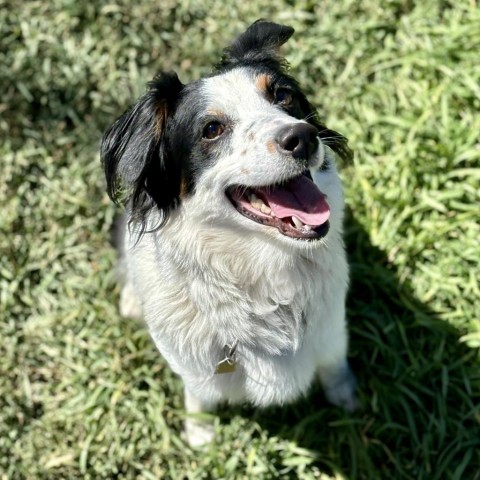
[102,20,357,446]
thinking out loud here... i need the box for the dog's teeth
[249,193,271,213]
[260,204,271,214]
[292,216,304,229]
[304,225,312,231]
[249,193,262,210]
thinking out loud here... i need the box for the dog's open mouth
[227,171,330,240]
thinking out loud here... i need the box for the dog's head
[101,20,352,246]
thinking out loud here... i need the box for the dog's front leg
[119,281,143,320]
[184,387,217,447]
[315,297,358,412]
[318,358,358,412]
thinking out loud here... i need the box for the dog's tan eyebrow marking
[255,73,272,94]
[206,109,225,117]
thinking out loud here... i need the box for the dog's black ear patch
[101,72,183,230]
[216,19,294,70]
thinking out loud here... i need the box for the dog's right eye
[203,121,225,140]
[274,88,293,107]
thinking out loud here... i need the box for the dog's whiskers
[303,112,317,122]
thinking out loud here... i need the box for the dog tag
[214,341,238,375]
[215,358,237,374]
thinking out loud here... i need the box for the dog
[101,20,357,446]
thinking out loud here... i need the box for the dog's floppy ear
[101,72,183,228]
[216,19,294,70]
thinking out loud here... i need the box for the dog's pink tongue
[256,175,330,226]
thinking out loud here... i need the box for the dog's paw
[321,363,358,412]
[119,283,143,319]
[184,417,215,448]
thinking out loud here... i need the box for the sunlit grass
[1,1,479,478]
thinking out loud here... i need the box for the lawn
[1,0,479,478]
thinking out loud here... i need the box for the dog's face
[102,21,351,247]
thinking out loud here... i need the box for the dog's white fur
[118,68,356,446]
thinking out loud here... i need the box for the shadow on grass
[218,210,479,480]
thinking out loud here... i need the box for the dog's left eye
[274,88,293,106]
[203,121,225,140]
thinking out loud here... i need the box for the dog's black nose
[275,123,319,160]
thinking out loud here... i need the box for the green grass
[1,0,479,478]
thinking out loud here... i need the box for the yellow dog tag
[215,358,237,374]
[214,341,238,375]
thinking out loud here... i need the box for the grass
[1,0,479,478]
